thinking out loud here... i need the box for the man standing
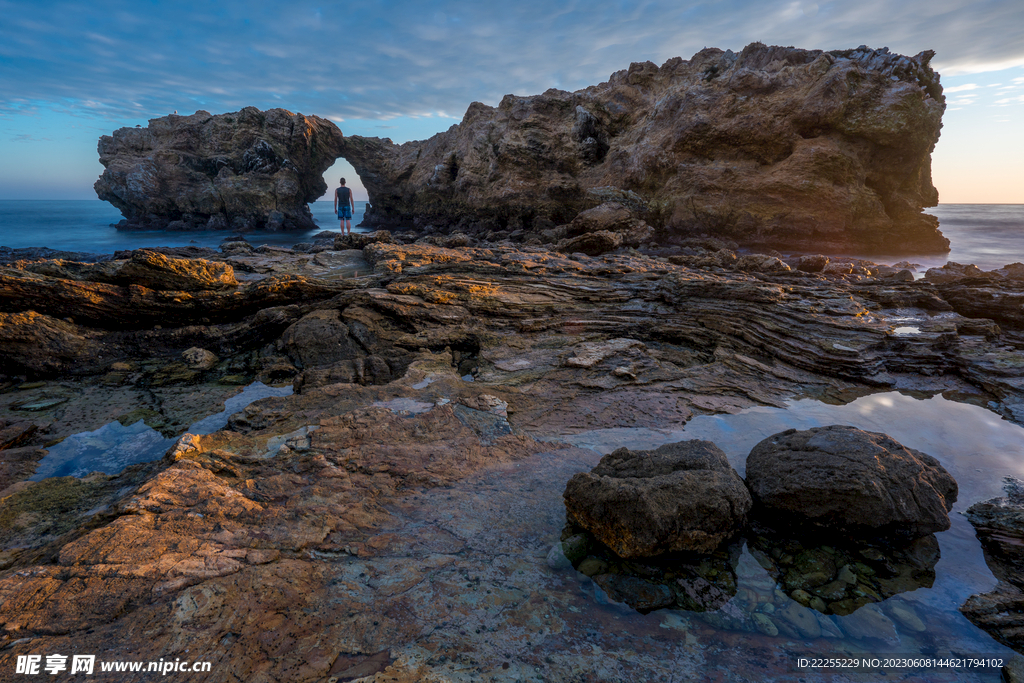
[334,178,355,235]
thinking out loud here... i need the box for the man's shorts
[338,206,352,219]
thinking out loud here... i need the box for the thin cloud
[0,0,1022,128]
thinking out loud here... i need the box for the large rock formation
[95,107,344,231]
[563,440,752,557]
[341,43,948,252]
[745,426,958,538]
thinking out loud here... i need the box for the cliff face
[342,43,948,252]
[95,107,344,231]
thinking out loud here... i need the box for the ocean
[0,201,1022,269]
[0,200,370,254]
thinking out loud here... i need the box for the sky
[0,0,1022,204]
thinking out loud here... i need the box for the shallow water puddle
[29,382,292,480]
[515,392,1024,678]
[186,381,293,434]
[371,397,436,415]
[366,425,1013,680]
[307,249,371,279]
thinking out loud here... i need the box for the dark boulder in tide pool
[745,425,958,538]
[960,476,1024,652]
[563,440,752,558]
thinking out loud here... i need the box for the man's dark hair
[339,178,346,185]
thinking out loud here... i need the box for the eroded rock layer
[2,239,1024,678]
[961,478,1024,651]
[95,108,344,231]
[342,43,948,252]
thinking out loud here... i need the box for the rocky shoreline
[1,229,1023,679]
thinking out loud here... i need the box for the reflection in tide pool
[564,392,1024,497]
[556,392,1024,677]
[28,419,174,481]
[186,382,293,435]
[30,382,292,480]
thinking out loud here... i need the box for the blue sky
[1,0,1022,203]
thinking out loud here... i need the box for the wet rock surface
[746,425,958,538]
[556,527,742,614]
[563,441,751,557]
[961,477,1024,651]
[0,240,1023,678]
[748,530,940,616]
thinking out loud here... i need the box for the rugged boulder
[960,477,1024,651]
[563,440,752,558]
[556,202,655,255]
[333,230,395,250]
[95,107,344,231]
[341,43,947,252]
[795,254,830,273]
[745,426,958,538]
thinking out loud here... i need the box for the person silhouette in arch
[334,178,355,235]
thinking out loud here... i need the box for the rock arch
[96,43,950,252]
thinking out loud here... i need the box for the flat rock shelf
[1,236,1024,681]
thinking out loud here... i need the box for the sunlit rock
[95,108,344,231]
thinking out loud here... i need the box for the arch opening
[309,157,370,231]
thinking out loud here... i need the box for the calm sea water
[0,200,369,254]
[0,201,1021,269]
[838,204,1024,271]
